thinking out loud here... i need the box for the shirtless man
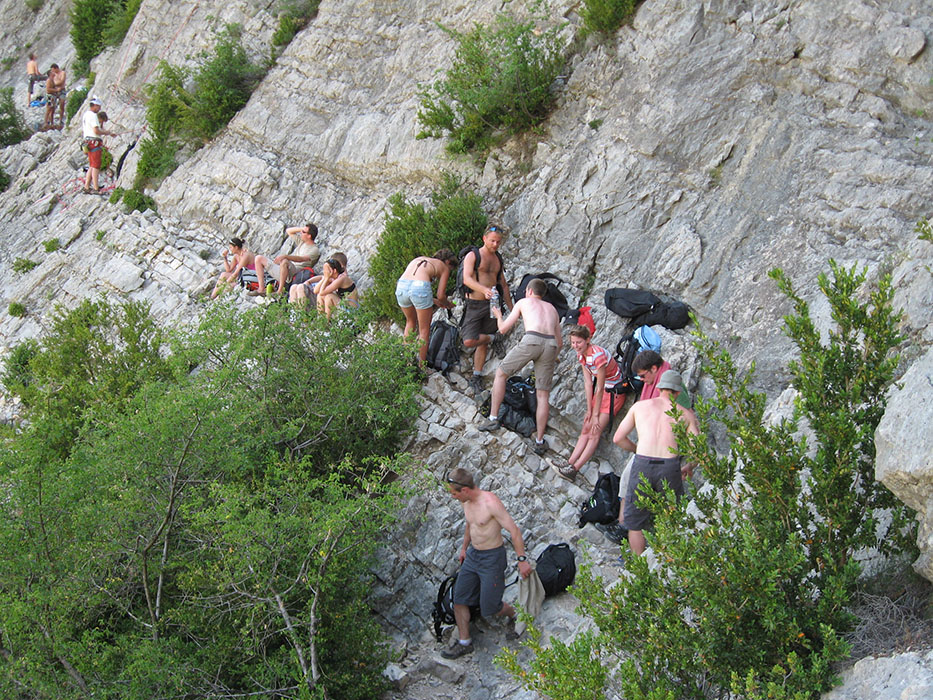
[211,237,256,299]
[396,250,456,364]
[461,224,513,395]
[26,53,46,107]
[43,64,66,129]
[478,278,562,455]
[442,467,532,659]
[252,223,321,296]
[612,371,700,555]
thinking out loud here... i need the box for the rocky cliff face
[1,0,932,696]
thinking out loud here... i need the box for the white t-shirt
[82,109,101,139]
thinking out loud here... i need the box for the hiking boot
[441,641,474,659]
[478,417,500,431]
[531,438,549,455]
[595,521,629,545]
[550,460,577,482]
[490,332,507,359]
[467,375,484,395]
[505,616,520,641]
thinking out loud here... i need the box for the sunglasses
[444,471,470,488]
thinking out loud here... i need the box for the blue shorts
[395,278,433,310]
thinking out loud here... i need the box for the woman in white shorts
[395,250,457,364]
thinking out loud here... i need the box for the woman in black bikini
[314,253,359,319]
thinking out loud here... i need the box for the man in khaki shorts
[478,278,561,455]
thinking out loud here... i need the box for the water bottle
[489,289,499,318]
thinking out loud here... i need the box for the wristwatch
[516,555,527,562]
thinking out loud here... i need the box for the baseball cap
[656,370,685,393]
[89,96,102,106]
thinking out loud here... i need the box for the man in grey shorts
[442,467,532,659]
[613,370,700,555]
[478,278,562,455]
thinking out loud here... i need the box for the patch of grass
[588,118,603,130]
[0,164,10,193]
[199,249,211,260]
[8,302,26,317]
[43,238,61,253]
[580,0,637,37]
[25,0,44,11]
[95,229,107,241]
[0,57,14,71]
[13,258,38,274]
[272,0,320,47]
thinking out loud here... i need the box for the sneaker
[595,521,629,545]
[478,417,500,431]
[246,289,265,297]
[441,641,474,659]
[550,461,577,482]
[531,438,549,455]
[467,375,484,395]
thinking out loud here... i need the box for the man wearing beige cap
[82,96,114,193]
[613,370,700,555]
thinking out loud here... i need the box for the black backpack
[426,315,461,376]
[513,273,570,320]
[611,334,646,396]
[604,288,661,319]
[491,375,537,437]
[536,543,576,597]
[456,245,505,301]
[635,301,691,330]
[578,471,621,527]
[432,573,481,642]
[237,267,276,293]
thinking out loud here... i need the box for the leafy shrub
[0,301,421,698]
[7,302,26,317]
[25,0,44,11]
[272,13,302,46]
[580,0,637,36]
[417,9,566,154]
[367,174,486,320]
[12,258,38,273]
[43,238,61,252]
[501,262,913,700]
[70,0,119,66]
[0,87,30,146]
[0,164,9,193]
[66,85,89,124]
[103,0,142,46]
[136,26,263,187]
[121,187,156,213]
[272,0,321,46]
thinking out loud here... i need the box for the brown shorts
[498,332,558,391]
[461,298,497,341]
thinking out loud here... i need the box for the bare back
[518,296,559,336]
[626,396,698,458]
[401,256,443,283]
[462,491,507,550]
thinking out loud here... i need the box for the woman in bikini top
[211,238,256,299]
[396,249,457,364]
[314,255,359,318]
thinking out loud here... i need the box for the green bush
[0,301,422,698]
[121,187,156,213]
[136,26,263,188]
[501,262,913,700]
[580,0,637,36]
[0,87,30,146]
[0,164,9,193]
[103,0,142,46]
[417,9,566,154]
[70,0,119,66]
[43,238,61,252]
[272,0,321,46]
[367,174,487,320]
[12,258,38,273]
[7,302,26,317]
[272,13,303,46]
[25,0,44,11]
[66,86,89,124]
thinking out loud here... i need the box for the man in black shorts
[460,224,513,395]
[442,467,532,659]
